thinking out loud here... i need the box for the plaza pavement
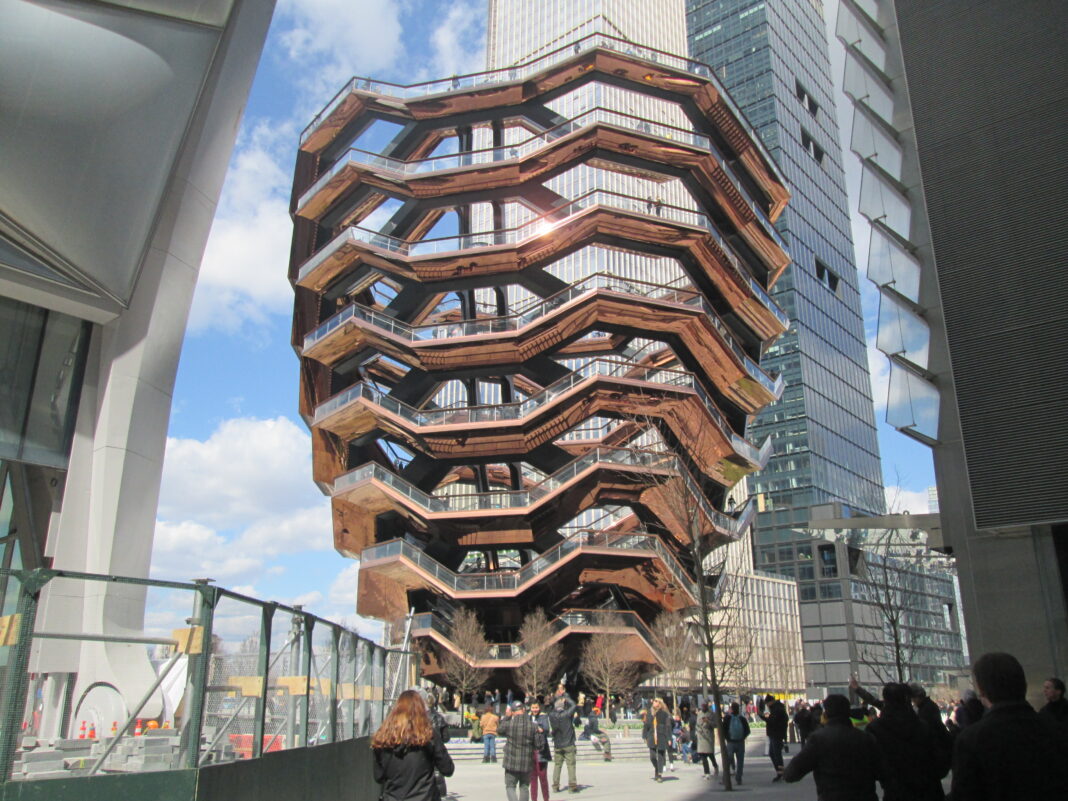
[443,739,820,801]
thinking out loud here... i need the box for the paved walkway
[444,740,820,801]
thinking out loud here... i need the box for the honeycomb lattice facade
[289,34,790,689]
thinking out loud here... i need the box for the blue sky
[150,0,934,631]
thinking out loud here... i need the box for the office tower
[687,1,966,692]
[0,1,273,740]
[289,0,795,688]
[834,0,1068,696]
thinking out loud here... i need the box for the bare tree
[438,607,490,717]
[652,608,698,711]
[854,529,915,683]
[514,608,563,701]
[580,618,638,720]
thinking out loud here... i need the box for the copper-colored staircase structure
[288,33,790,688]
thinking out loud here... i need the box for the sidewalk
[443,740,819,801]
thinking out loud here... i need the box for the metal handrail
[299,31,787,193]
[312,357,771,467]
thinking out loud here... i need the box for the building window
[815,258,840,293]
[799,583,817,601]
[818,543,838,577]
[800,127,825,164]
[819,582,843,599]
[795,79,819,117]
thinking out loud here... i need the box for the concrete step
[446,737,651,762]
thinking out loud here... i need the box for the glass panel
[877,292,930,370]
[836,3,888,73]
[842,53,894,126]
[0,297,45,461]
[859,163,911,241]
[886,363,940,441]
[867,226,920,302]
[851,106,903,180]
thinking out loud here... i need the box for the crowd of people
[369,652,1068,801]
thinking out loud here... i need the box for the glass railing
[332,446,750,537]
[313,356,771,467]
[409,606,657,662]
[304,260,783,399]
[300,31,786,192]
[298,105,782,244]
[297,107,787,256]
[296,188,789,330]
[362,528,696,598]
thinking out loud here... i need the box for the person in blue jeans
[480,706,500,762]
[720,702,750,785]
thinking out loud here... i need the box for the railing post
[371,643,387,730]
[182,578,217,768]
[0,569,52,783]
[328,627,340,744]
[298,614,313,747]
[251,603,274,758]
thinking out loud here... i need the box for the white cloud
[277,0,405,95]
[884,485,933,515]
[327,562,359,607]
[158,416,322,531]
[428,2,487,78]
[867,341,890,414]
[189,123,295,338]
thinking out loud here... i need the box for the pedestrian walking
[529,701,552,801]
[499,701,536,801]
[695,703,720,779]
[783,693,881,801]
[759,693,788,782]
[951,652,1068,800]
[480,705,500,763]
[372,690,455,801]
[1040,676,1068,747]
[865,682,945,801]
[548,686,579,794]
[642,697,672,782]
[720,701,750,785]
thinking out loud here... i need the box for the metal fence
[0,568,415,783]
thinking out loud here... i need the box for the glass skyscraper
[687,0,889,692]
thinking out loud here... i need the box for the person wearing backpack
[721,701,751,785]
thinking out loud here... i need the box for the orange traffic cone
[134,718,142,736]
[78,720,86,739]
[111,721,118,736]
[162,721,171,729]
[88,723,96,740]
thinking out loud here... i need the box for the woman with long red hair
[372,689,454,801]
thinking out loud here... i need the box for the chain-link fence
[0,568,415,783]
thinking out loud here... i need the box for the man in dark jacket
[852,676,951,773]
[866,682,944,801]
[951,652,1068,800]
[784,694,881,801]
[760,694,788,781]
[548,687,578,793]
[499,701,537,801]
[720,701,751,785]
[1040,676,1068,747]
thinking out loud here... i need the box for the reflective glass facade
[686,0,884,547]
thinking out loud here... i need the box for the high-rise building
[685,0,962,693]
[833,0,1068,700]
[290,0,797,690]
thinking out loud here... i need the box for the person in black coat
[641,698,673,782]
[865,682,944,801]
[760,694,789,781]
[1040,676,1068,747]
[372,690,455,801]
[951,652,1068,801]
[784,694,881,801]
